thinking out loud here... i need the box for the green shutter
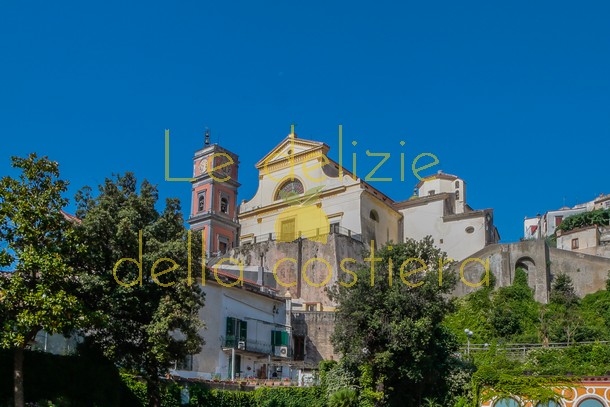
[271,330,288,346]
[226,317,236,347]
[239,320,247,341]
[271,330,279,346]
[226,317,235,336]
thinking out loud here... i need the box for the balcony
[239,224,362,246]
[222,336,292,358]
[188,209,239,225]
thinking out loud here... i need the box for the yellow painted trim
[256,148,325,172]
[239,186,348,218]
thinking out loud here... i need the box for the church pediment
[255,135,328,169]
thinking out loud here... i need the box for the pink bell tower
[188,129,240,256]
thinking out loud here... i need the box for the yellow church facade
[238,133,402,248]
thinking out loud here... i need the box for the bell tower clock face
[198,158,208,175]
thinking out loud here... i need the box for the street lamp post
[464,329,473,356]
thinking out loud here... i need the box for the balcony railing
[222,336,292,358]
[239,224,362,246]
[223,336,272,355]
[189,209,239,224]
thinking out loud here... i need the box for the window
[220,197,229,213]
[225,317,247,348]
[577,399,604,407]
[455,190,460,200]
[280,218,296,242]
[271,330,289,346]
[275,179,304,200]
[176,354,193,371]
[493,398,519,407]
[572,238,579,250]
[370,210,379,222]
[197,192,206,212]
[535,401,561,407]
[555,216,563,227]
[455,180,460,188]
[428,190,435,196]
[218,235,229,254]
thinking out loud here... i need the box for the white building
[395,173,499,261]
[171,272,295,381]
[238,132,499,261]
[524,194,610,240]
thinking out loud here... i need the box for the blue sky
[1,0,609,243]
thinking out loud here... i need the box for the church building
[237,130,499,261]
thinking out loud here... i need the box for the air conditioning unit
[237,341,246,350]
[278,346,288,358]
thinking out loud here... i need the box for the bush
[0,348,140,406]
[328,388,358,407]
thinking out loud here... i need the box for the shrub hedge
[0,349,324,407]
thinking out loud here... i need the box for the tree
[72,173,204,407]
[329,237,460,406]
[444,272,497,344]
[0,154,86,407]
[557,208,610,233]
[549,273,579,307]
[489,268,540,342]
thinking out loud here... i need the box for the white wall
[557,227,599,253]
[183,282,289,380]
[400,199,487,261]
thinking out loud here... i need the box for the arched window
[370,209,379,222]
[455,190,460,200]
[494,398,520,407]
[577,399,604,407]
[220,197,229,214]
[535,401,561,407]
[198,193,205,212]
[455,180,460,188]
[275,179,304,200]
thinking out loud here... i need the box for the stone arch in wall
[514,256,538,294]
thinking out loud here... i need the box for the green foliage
[329,237,462,406]
[357,364,383,407]
[470,345,570,405]
[319,360,356,399]
[253,387,324,407]
[523,343,610,376]
[549,273,579,307]
[0,154,87,348]
[556,208,610,232]
[328,388,358,407]
[0,154,90,406]
[444,266,610,405]
[71,173,205,406]
[445,268,541,344]
[0,348,141,406]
